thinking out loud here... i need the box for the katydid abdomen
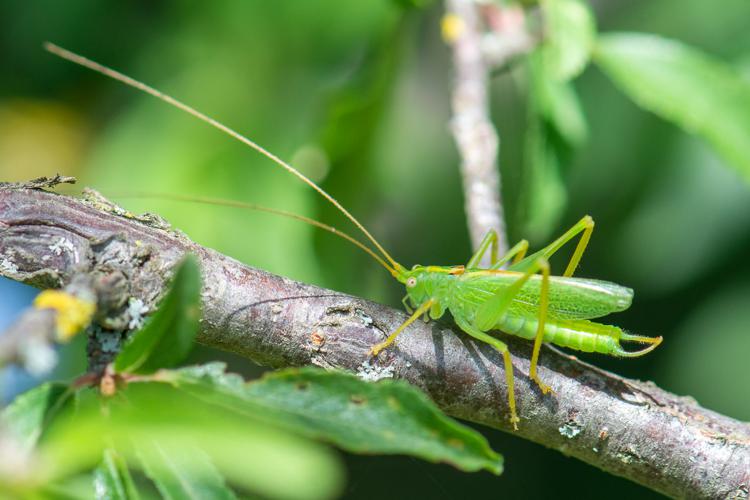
[444,273,659,358]
[493,314,635,356]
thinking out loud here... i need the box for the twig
[0,307,58,376]
[446,0,507,261]
[1,184,749,498]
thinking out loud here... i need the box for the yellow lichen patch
[441,13,465,43]
[34,290,96,342]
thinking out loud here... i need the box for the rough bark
[1,184,749,499]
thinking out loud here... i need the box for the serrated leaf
[1,382,73,452]
[595,33,750,183]
[114,256,201,374]
[137,442,236,500]
[541,0,596,81]
[39,384,343,500]
[163,364,503,474]
[93,449,140,500]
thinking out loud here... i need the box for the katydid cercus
[44,43,663,430]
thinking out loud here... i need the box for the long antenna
[115,192,396,274]
[44,42,403,276]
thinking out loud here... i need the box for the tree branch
[446,0,507,260]
[1,184,749,498]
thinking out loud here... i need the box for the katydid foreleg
[369,300,435,357]
[466,230,529,270]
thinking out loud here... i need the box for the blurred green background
[1,0,749,498]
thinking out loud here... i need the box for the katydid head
[400,266,431,308]
[399,265,461,315]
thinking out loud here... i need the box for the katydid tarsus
[45,43,663,430]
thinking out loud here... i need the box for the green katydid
[45,43,663,430]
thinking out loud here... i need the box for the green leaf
[538,79,588,146]
[37,475,96,500]
[164,364,503,474]
[392,0,435,8]
[522,54,571,243]
[522,115,568,243]
[1,382,73,452]
[529,52,588,146]
[541,0,596,81]
[114,255,202,374]
[39,384,343,500]
[93,449,140,500]
[137,442,236,500]
[595,33,750,183]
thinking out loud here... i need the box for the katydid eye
[406,277,417,288]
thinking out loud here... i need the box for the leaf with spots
[157,363,503,474]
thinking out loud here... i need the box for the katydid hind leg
[473,257,555,394]
[528,258,554,395]
[454,317,520,430]
[510,215,594,277]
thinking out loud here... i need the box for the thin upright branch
[1,183,749,498]
[446,0,507,261]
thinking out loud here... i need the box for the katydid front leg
[467,230,529,270]
[370,299,435,357]
[466,229,500,269]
